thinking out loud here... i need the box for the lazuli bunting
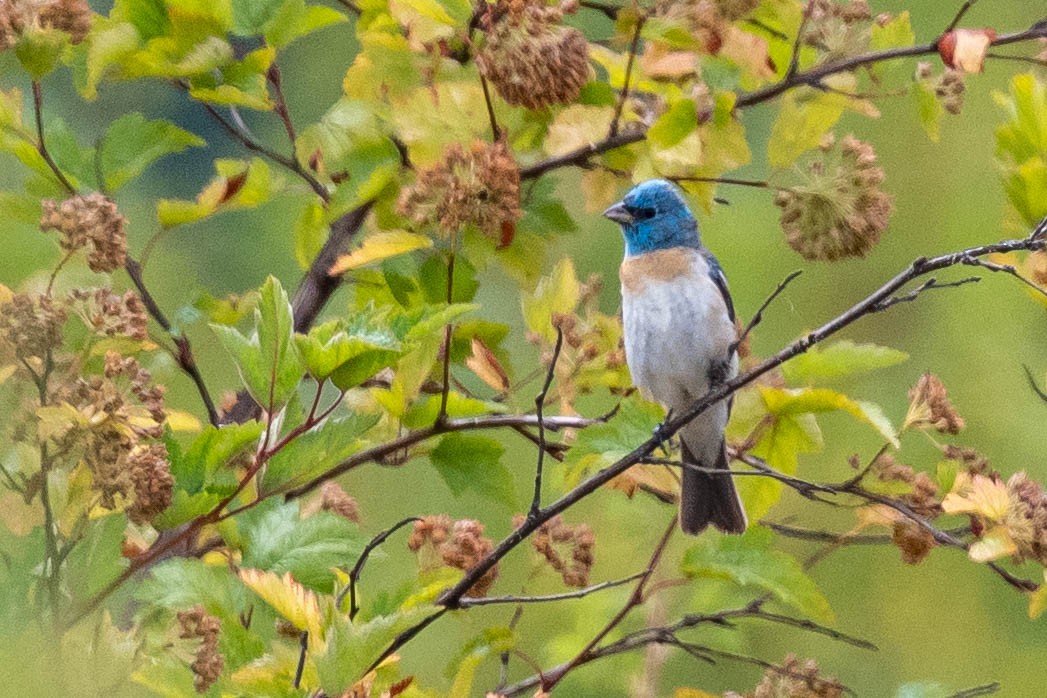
[604,179,748,535]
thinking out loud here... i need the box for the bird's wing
[702,250,735,323]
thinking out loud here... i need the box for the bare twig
[479,73,502,141]
[125,258,219,426]
[873,276,981,310]
[960,254,1047,301]
[1023,364,1047,403]
[458,572,646,607]
[530,326,564,516]
[944,0,981,34]
[730,270,803,356]
[338,517,422,620]
[32,81,76,195]
[608,16,645,138]
[946,683,1000,698]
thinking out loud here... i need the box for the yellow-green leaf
[330,231,433,275]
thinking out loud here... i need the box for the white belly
[621,258,738,464]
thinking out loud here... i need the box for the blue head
[603,179,701,257]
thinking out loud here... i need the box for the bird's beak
[602,202,633,225]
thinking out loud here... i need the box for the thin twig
[1023,364,1047,404]
[338,517,422,620]
[960,254,1047,301]
[438,241,456,422]
[540,515,676,692]
[32,81,76,194]
[874,276,981,310]
[730,270,803,356]
[479,73,502,141]
[944,0,981,34]
[293,631,308,689]
[458,572,646,607]
[530,326,564,516]
[125,258,219,426]
[946,683,1000,698]
[608,16,645,138]
[785,1,812,79]
[985,51,1047,67]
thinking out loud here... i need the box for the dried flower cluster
[872,454,941,519]
[903,372,965,434]
[916,62,966,115]
[476,0,589,110]
[40,193,128,273]
[398,140,521,240]
[515,514,595,587]
[409,515,498,597]
[0,292,67,362]
[775,135,893,261]
[319,481,360,522]
[0,0,91,50]
[1003,472,1047,565]
[48,351,170,519]
[69,287,148,340]
[727,654,845,698]
[802,0,872,60]
[177,605,225,693]
[654,0,759,52]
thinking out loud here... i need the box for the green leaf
[234,499,365,591]
[742,410,821,521]
[263,412,380,492]
[760,386,899,447]
[543,105,616,157]
[316,605,438,694]
[264,0,347,48]
[402,391,507,429]
[995,73,1047,226]
[870,11,915,50]
[563,397,663,485]
[166,421,264,494]
[212,276,304,411]
[100,113,204,191]
[294,199,327,269]
[136,558,246,615]
[647,98,698,150]
[521,257,580,343]
[187,46,275,110]
[63,514,129,605]
[157,158,282,228]
[430,433,516,508]
[914,77,944,143]
[295,319,403,384]
[681,528,833,622]
[329,231,432,275]
[768,89,848,168]
[781,340,909,384]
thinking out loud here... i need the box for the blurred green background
[2,1,1046,695]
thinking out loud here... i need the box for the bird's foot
[653,409,674,453]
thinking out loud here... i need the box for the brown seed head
[127,443,173,525]
[904,372,964,435]
[37,0,91,44]
[776,135,892,261]
[41,194,127,273]
[746,654,845,698]
[177,605,224,693]
[320,481,360,523]
[0,292,67,362]
[398,140,521,240]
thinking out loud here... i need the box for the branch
[529,326,564,516]
[457,572,646,607]
[434,226,1047,611]
[125,258,219,426]
[608,16,645,138]
[517,21,1047,181]
[31,81,76,195]
[338,517,421,620]
[730,270,803,356]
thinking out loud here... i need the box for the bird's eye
[631,206,656,221]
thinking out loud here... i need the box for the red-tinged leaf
[937,28,996,73]
[465,337,509,392]
[499,219,515,248]
[388,676,414,697]
[221,170,249,203]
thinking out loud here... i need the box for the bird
[603,179,747,535]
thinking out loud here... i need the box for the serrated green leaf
[782,340,909,383]
[430,433,516,508]
[681,528,833,622]
[212,276,303,411]
[263,412,380,492]
[563,397,663,484]
[995,73,1047,226]
[166,420,264,494]
[136,558,247,615]
[315,605,438,694]
[235,499,364,591]
[100,113,204,191]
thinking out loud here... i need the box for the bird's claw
[653,409,674,453]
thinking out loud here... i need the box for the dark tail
[679,440,748,535]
